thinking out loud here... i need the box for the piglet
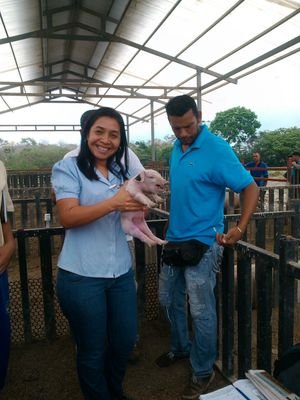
[121,169,168,247]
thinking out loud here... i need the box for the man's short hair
[165,95,199,118]
[292,151,300,156]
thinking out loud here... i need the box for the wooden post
[278,235,298,357]
[39,229,56,341]
[16,230,32,343]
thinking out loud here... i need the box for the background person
[245,151,268,209]
[156,95,258,399]
[0,160,16,391]
[291,151,300,198]
[245,151,268,187]
[284,153,293,183]
[291,151,300,178]
[51,107,146,400]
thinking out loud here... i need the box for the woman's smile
[87,116,121,161]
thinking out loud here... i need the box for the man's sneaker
[181,371,215,399]
[155,351,189,368]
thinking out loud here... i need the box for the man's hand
[216,226,243,247]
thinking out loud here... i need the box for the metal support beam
[150,101,155,161]
[0,124,81,132]
[0,24,237,84]
[126,115,130,143]
[196,72,202,112]
[201,36,300,91]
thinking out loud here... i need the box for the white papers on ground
[199,383,246,400]
[245,369,299,400]
[200,379,265,400]
[200,371,300,400]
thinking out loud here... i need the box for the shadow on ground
[2,319,229,400]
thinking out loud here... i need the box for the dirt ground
[1,319,229,400]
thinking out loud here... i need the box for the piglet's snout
[155,181,168,191]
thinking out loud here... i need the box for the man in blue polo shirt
[156,95,259,399]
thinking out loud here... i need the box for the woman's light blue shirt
[51,157,132,278]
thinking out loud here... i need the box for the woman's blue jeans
[57,268,137,400]
[0,271,10,390]
[158,241,223,378]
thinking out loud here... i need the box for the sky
[0,55,299,146]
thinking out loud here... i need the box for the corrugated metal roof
[0,0,299,130]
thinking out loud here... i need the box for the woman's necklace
[96,164,108,178]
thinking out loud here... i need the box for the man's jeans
[159,241,223,377]
[57,268,137,400]
[0,271,10,390]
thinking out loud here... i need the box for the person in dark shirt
[245,152,268,187]
[245,152,268,210]
[291,151,300,198]
[291,151,300,183]
[284,153,293,183]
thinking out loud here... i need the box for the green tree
[130,140,172,166]
[156,142,173,165]
[209,106,261,153]
[253,127,300,166]
[20,137,37,146]
[0,141,75,169]
[130,142,152,165]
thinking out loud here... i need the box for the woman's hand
[0,222,16,273]
[0,243,15,273]
[56,182,146,229]
[112,183,147,212]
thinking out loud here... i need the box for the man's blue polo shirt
[166,124,254,246]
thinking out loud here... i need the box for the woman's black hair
[77,107,129,181]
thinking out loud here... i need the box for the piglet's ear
[134,170,145,182]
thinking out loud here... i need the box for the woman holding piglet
[51,107,145,400]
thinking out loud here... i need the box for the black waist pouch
[162,240,209,267]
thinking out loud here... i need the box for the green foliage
[156,143,173,165]
[252,127,300,166]
[130,140,172,166]
[20,137,37,146]
[129,142,152,165]
[0,143,75,169]
[209,106,261,152]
